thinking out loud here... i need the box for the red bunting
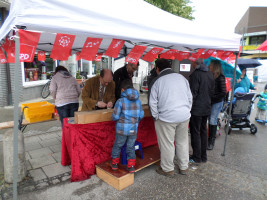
[19,30,41,62]
[214,50,225,60]
[188,53,201,62]
[220,51,233,61]
[174,51,189,61]
[38,51,46,61]
[75,52,81,61]
[104,39,125,58]
[0,48,7,64]
[80,37,102,61]
[125,45,147,64]
[160,49,178,60]
[95,53,103,62]
[2,37,15,63]
[256,40,267,51]
[200,49,215,59]
[50,33,76,61]
[142,47,163,62]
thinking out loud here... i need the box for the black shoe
[207,143,214,150]
[128,166,135,173]
[111,163,118,171]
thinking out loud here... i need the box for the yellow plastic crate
[21,101,55,123]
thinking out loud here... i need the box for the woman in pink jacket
[49,66,81,126]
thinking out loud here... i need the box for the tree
[145,0,194,20]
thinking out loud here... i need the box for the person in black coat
[189,58,215,163]
[207,60,226,150]
[113,62,139,101]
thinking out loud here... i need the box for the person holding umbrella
[235,67,257,93]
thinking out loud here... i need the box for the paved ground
[0,83,266,200]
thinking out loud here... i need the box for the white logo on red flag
[142,47,163,62]
[50,33,76,61]
[2,37,15,63]
[105,39,125,58]
[0,48,7,64]
[125,45,147,64]
[95,53,103,62]
[200,49,215,59]
[174,51,189,61]
[160,49,178,60]
[38,51,46,61]
[80,37,102,61]
[19,30,41,62]
[220,51,233,61]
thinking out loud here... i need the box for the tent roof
[0,0,241,55]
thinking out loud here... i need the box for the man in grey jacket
[149,59,192,177]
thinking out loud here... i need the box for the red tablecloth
[61,117,157,182]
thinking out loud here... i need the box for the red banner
[19,30,41,62]
[188,53,201,62]
[75,52,81,61]
[38,51,46,61]
[80,37,102,61]
[200,49,215,59]
[220,51,233,61]
[214,50,225,60]
[50,33,76,61]
[142,47,163,62]
[0,48,7,64]
[104,39,125,58]
[174,51,189,61]
[225,77,232,92]
[160,49,178,60]
[95,53,103,62]
[125,45,147,64]
[256,40,267,51]
[2,37,15,63]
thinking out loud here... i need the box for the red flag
[188,53,201,62]
[256,40,267,51]
[95,53,103,62]
[220,51,233,61]
[174,51,189,61]
[19,30,41,62]
[104,39,125,58]
[80,37,102,61]
[75,52,81,61]
[197,48,205,55]
[2,37,15,63]
[200,49,215,59]
[0,48,7,64]
[125,45,147,64]
[38,51,46,61]
[50,33,76,61]
[160,49,178,60]
[142,47,163,62]
[215,50,225,60]
[225,78,232,92]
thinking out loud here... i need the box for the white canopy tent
[0,0,241,199]
[0,0,240,54]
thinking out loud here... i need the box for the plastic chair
[121,141,143,165]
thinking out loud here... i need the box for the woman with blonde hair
[207,60,226,150]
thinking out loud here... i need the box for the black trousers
[189,115,208,162]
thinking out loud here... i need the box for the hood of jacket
[58,70,72,78]
[196,63,208,72]
[121,88,139,101]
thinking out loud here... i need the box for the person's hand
[107,102,113,109]
[237,79,241,83]
[97,101,107,108]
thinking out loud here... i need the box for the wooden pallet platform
[96,145,160,190]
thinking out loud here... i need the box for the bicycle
[41,76,52,99]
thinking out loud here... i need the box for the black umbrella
[237,58,262,70]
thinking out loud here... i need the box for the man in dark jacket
[189,58,215,164]
[113,62,139,101]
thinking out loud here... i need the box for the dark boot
[127,159,136,173]
[111,157,120,170]
[207,125,217,150]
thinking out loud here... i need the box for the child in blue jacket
[111,79,144,173]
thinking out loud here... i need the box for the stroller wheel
[250,124,257,135]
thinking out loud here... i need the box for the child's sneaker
[127,165,135,173]
[111,158,120,171]
[127,159,136,173]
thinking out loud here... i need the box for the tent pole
[221,52,238,156]
[12,30,20,200]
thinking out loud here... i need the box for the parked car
[139,75,149,93]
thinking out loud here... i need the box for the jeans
[111,134,137,160]
[190,115,208,162]
[209,101,224,125]
[56,103,79,126]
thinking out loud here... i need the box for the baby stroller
[222,92,259,135]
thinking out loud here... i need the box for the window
[249,35,266,45]
[24,57,54,82]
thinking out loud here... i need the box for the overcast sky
[190,0,267,35]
